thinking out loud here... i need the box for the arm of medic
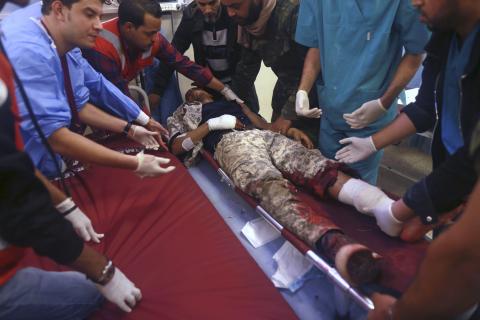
[343,52,424,129]
[368,180,480,320]
[79,50,168,147]
[231,48,262,110]
[0,143,141,313]
[47,104,175,178]
[335,50,437,164]
[148,33,243,109]
[35,170,103,243]
[295,47,323,119]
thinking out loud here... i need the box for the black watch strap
[123,122,133,136]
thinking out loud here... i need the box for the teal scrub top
[295,0,430,131]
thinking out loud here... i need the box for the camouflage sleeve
[166,105,188,140]
[231,48,262,108]
[470,121,480,174]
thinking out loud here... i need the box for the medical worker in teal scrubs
[294,0,430,184]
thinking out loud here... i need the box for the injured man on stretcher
[167,88,402,286]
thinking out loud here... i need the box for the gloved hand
[56,198,104,243]
[207,115,237,131]
[220,85,244,104]
[129,125,160,149]
[343,99,386,129]
[96,267,142,313]
[295,90,322,118]
[335,136,377,163]
[134,150,175,178]
[371,198,403,237]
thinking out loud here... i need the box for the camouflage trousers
[215,129,341,248]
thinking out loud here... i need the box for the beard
[422,1,461,31]
[236,0,262,26]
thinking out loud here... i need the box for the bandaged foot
[338,179,403,237]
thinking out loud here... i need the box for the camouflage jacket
[166,102,205,167]
[231,0,308,120]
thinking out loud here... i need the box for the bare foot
[335,243,381,286]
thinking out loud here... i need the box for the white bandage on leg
[338,178,365,210]
[181,137,195,151]
[338,179,403,236]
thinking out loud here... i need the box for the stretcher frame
[199,150,374,311]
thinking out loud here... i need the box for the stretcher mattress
[20,137,298,320]
[200,151,428,294]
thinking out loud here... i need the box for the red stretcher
[199,149,429,311]
[19,137,298,320]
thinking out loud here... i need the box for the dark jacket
[231,0,307,120]
[0,52,83,265]
[402,31,480,223]
[152,3,239,96]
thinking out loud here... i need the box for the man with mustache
[83,0,243,115]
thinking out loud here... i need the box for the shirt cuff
[136,111,150,125]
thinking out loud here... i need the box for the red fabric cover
[20,139,297,320]
[200,150,427,293]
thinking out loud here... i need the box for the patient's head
[185,88,214,104]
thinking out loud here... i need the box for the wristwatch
[91,260,116,285]
[122,122,133,136]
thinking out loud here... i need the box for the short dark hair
[185,87,203,103]
[41,0,105,14]
[118,0,162,28]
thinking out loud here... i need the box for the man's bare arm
[239,103,272,130]
[78,103,127,133]
[48,128,138,170]
[298,48,321,92]
[371,112,417,150]
[380,53,424,109]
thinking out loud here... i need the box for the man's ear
[122,21,136,32]
[50,0,66,21]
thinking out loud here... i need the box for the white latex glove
[220,85,244,103]
[371,198,403,237]
[335,136,377,163]
[343,99,386,129]
[207,115,236,131]
[295,90,322,118]
[134,150,175,178]
[129,125,160,149]
[96,267,142,313]
[56,198,104,243]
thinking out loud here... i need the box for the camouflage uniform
[167,104,342,248]
[231,0,319,143]
[215,129,340,247]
